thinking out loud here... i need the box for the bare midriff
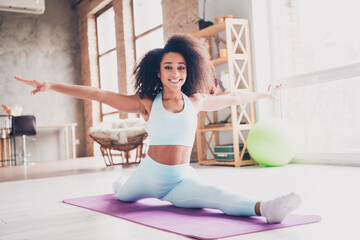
[147,145,192,165]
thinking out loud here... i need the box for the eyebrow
[163,62,186,65]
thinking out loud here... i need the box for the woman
[15,34,300,224]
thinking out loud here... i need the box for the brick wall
[161,0,199,39]
[162,0,201,162]
[76,0,107,156]
[113,0,135,119]
[76,0,200,161]
[76,0,134,156]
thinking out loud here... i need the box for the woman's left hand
[265,84,283,101]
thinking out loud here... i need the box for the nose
[171,69,181,78]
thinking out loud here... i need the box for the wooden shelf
[198,159,256,167]
[198,126,233,132]
[199,159,236,166]
[211,57,227,66]
[193,19,255,167]
[211,55,247,66]
[197,123,252,132]
[192,22,226,38]
[193,19,249,38]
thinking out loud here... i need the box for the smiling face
[158,52,187,93]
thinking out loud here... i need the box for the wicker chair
[89,119,148,166]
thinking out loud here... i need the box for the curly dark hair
[133,34,215,99]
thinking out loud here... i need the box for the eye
[178,66,186,70]
[164,66,172,70]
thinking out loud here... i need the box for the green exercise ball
[247,118,297,167]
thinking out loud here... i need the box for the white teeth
[169,79,181,83]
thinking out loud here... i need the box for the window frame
[267,1,360,165]
[268,0,360,87]
[95,3,120,121]
[131,0,163,60]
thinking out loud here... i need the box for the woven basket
[90,133,148,166]
[90,133,147,152]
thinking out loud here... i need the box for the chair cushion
[12,115,37,136]
[89,118,146,144]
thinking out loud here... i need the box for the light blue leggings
[114,155,257,216]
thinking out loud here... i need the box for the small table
[37,123,77,160]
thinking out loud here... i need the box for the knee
[116,192,136,203]
[112,176,128,193]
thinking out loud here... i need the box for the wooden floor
[1,157,360,240]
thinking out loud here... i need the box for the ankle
[255,201,262,216]
[259,193,301,224]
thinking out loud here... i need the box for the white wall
[199,0,252,22]
[250,0,281,120]
[0,0,85,163]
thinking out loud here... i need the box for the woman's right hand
[14,76,51,95]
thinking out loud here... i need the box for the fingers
[15,76,42,89]
[267,83,283,91]
[15,76,42,95]
[14,76,29,83]
[15,76,35,87]
[30,88,40,96]
[268,84,283,97]
[265,83,283,102]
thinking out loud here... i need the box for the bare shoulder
[188,93,207,112]
[188,93,206,101]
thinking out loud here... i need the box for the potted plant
[197,0,213,30]
[197,18,214,30]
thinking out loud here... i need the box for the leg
[113,155,189,202]
[113,168,179,202]
[162,176,257,216]
[162,176,301,223]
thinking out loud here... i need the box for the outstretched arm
[196,84,282,112]
[14,76,143,114]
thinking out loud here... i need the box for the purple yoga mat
[63,194,320,240]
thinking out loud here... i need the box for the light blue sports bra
[145,91,197,147]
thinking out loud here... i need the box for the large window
[132,0,164,60]
[95,5,119,121]
[270,0,360,162]
[271,0,360,78]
